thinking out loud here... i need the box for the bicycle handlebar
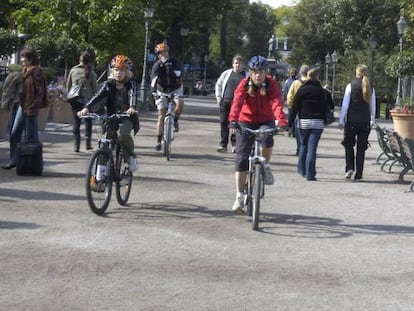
[79,112,130,121]
[237,125,286,137]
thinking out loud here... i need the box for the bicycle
[241,126,280,231]
[155,93,177,161]
[80,112,133,215]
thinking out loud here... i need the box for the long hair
[355,64,371,104]
[246,72,268,96]
[80,51,93,79]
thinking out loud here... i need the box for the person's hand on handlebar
[77,107,89,117]
[229,121,238,135]
[126,107,136,115]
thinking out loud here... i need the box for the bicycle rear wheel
[115,148,132,205]
[252,163,262,231]
[164,117,173,161]
[85,150,112,215]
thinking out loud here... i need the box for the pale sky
[250,0,298,8]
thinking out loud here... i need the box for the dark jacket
[85,78,140,135]
[150,58,182,93]
[22,66,48,116]
[289,79,331,127]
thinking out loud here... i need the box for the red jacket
[229,76,288,126]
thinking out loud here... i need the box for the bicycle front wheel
[164,117,173,161]
[252,163,262,231]
[244,169,254,217]
[85,150,112,215]
[115,149,132,205]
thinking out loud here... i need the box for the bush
[385,51,414,78]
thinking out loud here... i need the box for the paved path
[1,95,414,310]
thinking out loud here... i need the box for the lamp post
[140,5,155,112]
[331,50,338,101]
[396,14,408,108]
[369,34,378,117]
[180,24,189,65]
[325,52,331,87]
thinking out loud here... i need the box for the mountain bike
[242,126,280,231]
[81,113,133,215]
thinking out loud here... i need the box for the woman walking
[66,51,98,152]
[339,64,376,181]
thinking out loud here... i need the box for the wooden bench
[401,137,414,192]
[374,125,397,171]
[385,128,413,183]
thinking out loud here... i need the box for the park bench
[374,125,397,171]
[401,137,414,192]
[384,128,413,184]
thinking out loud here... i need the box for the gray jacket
[1,71,23,111]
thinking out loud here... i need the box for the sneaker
[232,196,245,214]
[231,146,236,153]
[128,156,139,172]
[345,170,354,179]
[174,119,179,132]
[354,177,364,182]
[263,166,274,185]
[217,145,227,153]
[155,142,162,151]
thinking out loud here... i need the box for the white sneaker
[128,156,139,172]
[263,166,274,185]
[231,146,236,153]
[345,170,354,179]
[232,196,245,214]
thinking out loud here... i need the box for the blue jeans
[298,128,323,179]
[9,106,39,164]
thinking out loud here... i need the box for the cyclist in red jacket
[229,55,288,213]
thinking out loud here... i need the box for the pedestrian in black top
[339,64,376,181]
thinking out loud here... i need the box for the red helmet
[155,42,169,54]
[111,55,133,70]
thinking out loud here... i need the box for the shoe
[86,143,93,150]
[354,178,364,182]
[217,145,227,153]
[307,177,317,181]
[263,166,274,185]
[232,196,245,214]
[231,146,236,153]
[345,170,354,179]
[174,119,179,132]
[155,142,162,151]
[128,156,139,172]
[2,162,16,170]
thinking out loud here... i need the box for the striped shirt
[298,118,325,130]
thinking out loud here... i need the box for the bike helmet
[155,42,169,54]
[248,55,268,70]
[111,55,133,70]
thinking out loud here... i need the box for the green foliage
[0,27,18,56]
[385,51,414,78]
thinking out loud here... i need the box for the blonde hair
[246,73,267,97]
[355,64,371,104]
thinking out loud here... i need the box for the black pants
[72,109,92,142]
[219,100,235,148]
[342,122,371,179]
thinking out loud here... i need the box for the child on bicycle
[150,42,184,151]
[229,55,288,213]
[77,55,140,172]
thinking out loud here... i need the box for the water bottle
[96,164,106,181]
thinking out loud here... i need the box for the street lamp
[325,52,331,87]
[140,4,155,112]
[369,34,378,117]
[395,14,408,108]
[180,24,189,65]
[331,50,338,101]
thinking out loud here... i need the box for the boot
[74,134,80,152]
[85,120,93,150]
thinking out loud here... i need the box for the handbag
[66,80,84,102]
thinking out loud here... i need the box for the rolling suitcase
[15,141,43,176]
